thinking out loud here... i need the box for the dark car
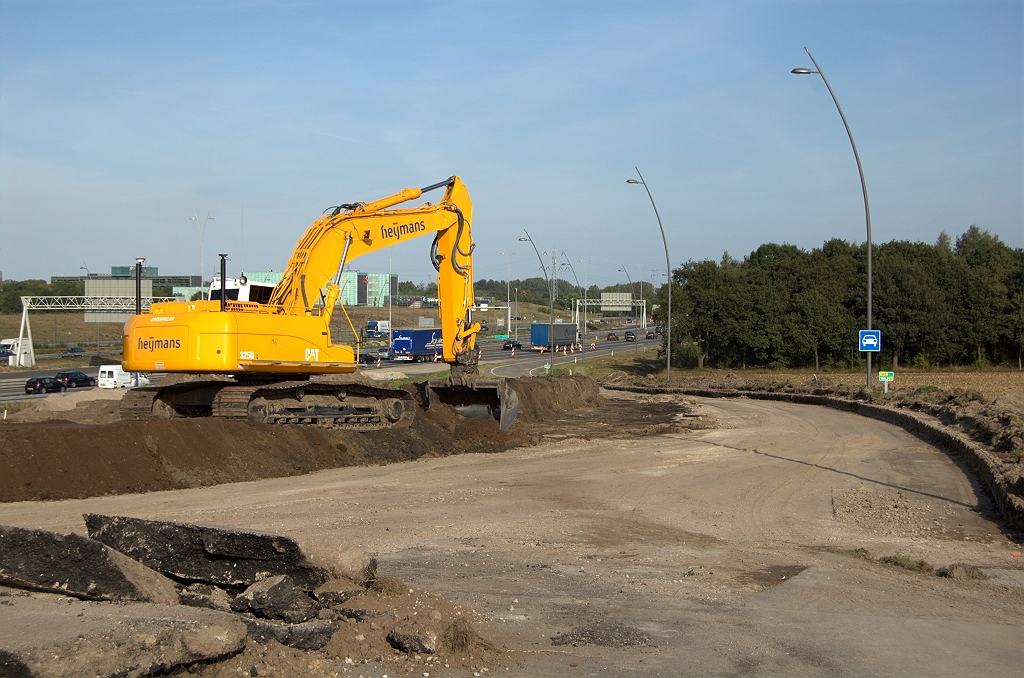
[606,332,619,341]
[54,371,96,388]
[25,377,65,394]
[645,330,657,339]
[624,330,637,342]
[59,347,86,358]
[502,340,522,350]
[0,349,14,359]
[359,352,382,365]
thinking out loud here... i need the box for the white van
[98,365,151,389]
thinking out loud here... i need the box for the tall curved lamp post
[190,211,216,300]
[519,231,554,358]
[559,252,584,356]
[792,47,873,391]
[618,266,635,303]
[627,168,671,381]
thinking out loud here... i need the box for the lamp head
[518,237,530,242]
[626,179,641,184]
[136,257,146,264]
[791,68,814,74]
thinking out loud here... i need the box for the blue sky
[2,1,1021,290]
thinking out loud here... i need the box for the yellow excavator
[120,176,518,430]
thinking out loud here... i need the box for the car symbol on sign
[862,335,878,347]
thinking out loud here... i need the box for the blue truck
[391,328,444,362]
[530,323,578,351]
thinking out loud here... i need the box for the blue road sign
[859,330,881,352]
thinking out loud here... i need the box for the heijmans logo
[138,337,181,352]
[381,220,426,241]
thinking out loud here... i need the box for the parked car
[502,340,522,350]
[624,330,637,342]
[25,377,65,394]
[54,371,97,388]
[606,332,619,341]
[59,347,86,358]
[0,349,14,358]
[645,330,657,339]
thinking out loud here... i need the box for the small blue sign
[859,330,881,352]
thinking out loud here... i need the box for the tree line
[650,226,1024,370]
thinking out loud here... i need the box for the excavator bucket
[425,378,519,430]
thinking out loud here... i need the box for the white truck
[0,338,30,367]
[365,320,391,338]
[98,365,151,389]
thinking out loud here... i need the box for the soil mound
[0,376,589,503]
[0,375,705,504]
[507,375,602,422]
[9,389,125,425]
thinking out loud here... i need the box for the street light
[559,252,584,358]
[618,266,635,316]
[519,232,554,358]
[190,211,215,300]
[579,259,592,336]
[792,46,873,391]
[501,250,515,339]
[627,166,672,381]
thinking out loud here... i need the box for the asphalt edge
[604,384,1024,531]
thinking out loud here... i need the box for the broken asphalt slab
[0,524,178,604]
[84,514,332,589]
[0,586,246,678]
[229,574,319,623]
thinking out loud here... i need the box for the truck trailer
[530,323,578,351]
[391,328,444,362]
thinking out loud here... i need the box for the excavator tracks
[119,387,162,421]
[119,378,416,431]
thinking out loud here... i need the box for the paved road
[360,332,662,378]
[1,331,661,398]
[3,395,1019,676]
[0,366,102,402]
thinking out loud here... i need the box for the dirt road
[2,393,1022,676]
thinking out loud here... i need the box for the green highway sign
[878,371,894,382]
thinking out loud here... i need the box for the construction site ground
[1,375,1023,676]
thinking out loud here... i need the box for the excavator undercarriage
[121,377,417,430]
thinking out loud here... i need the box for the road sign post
[878,370,894,394]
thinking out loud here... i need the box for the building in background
[52,266,201,288]
[172,270,399,307]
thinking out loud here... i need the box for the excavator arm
[265,176,479,364]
